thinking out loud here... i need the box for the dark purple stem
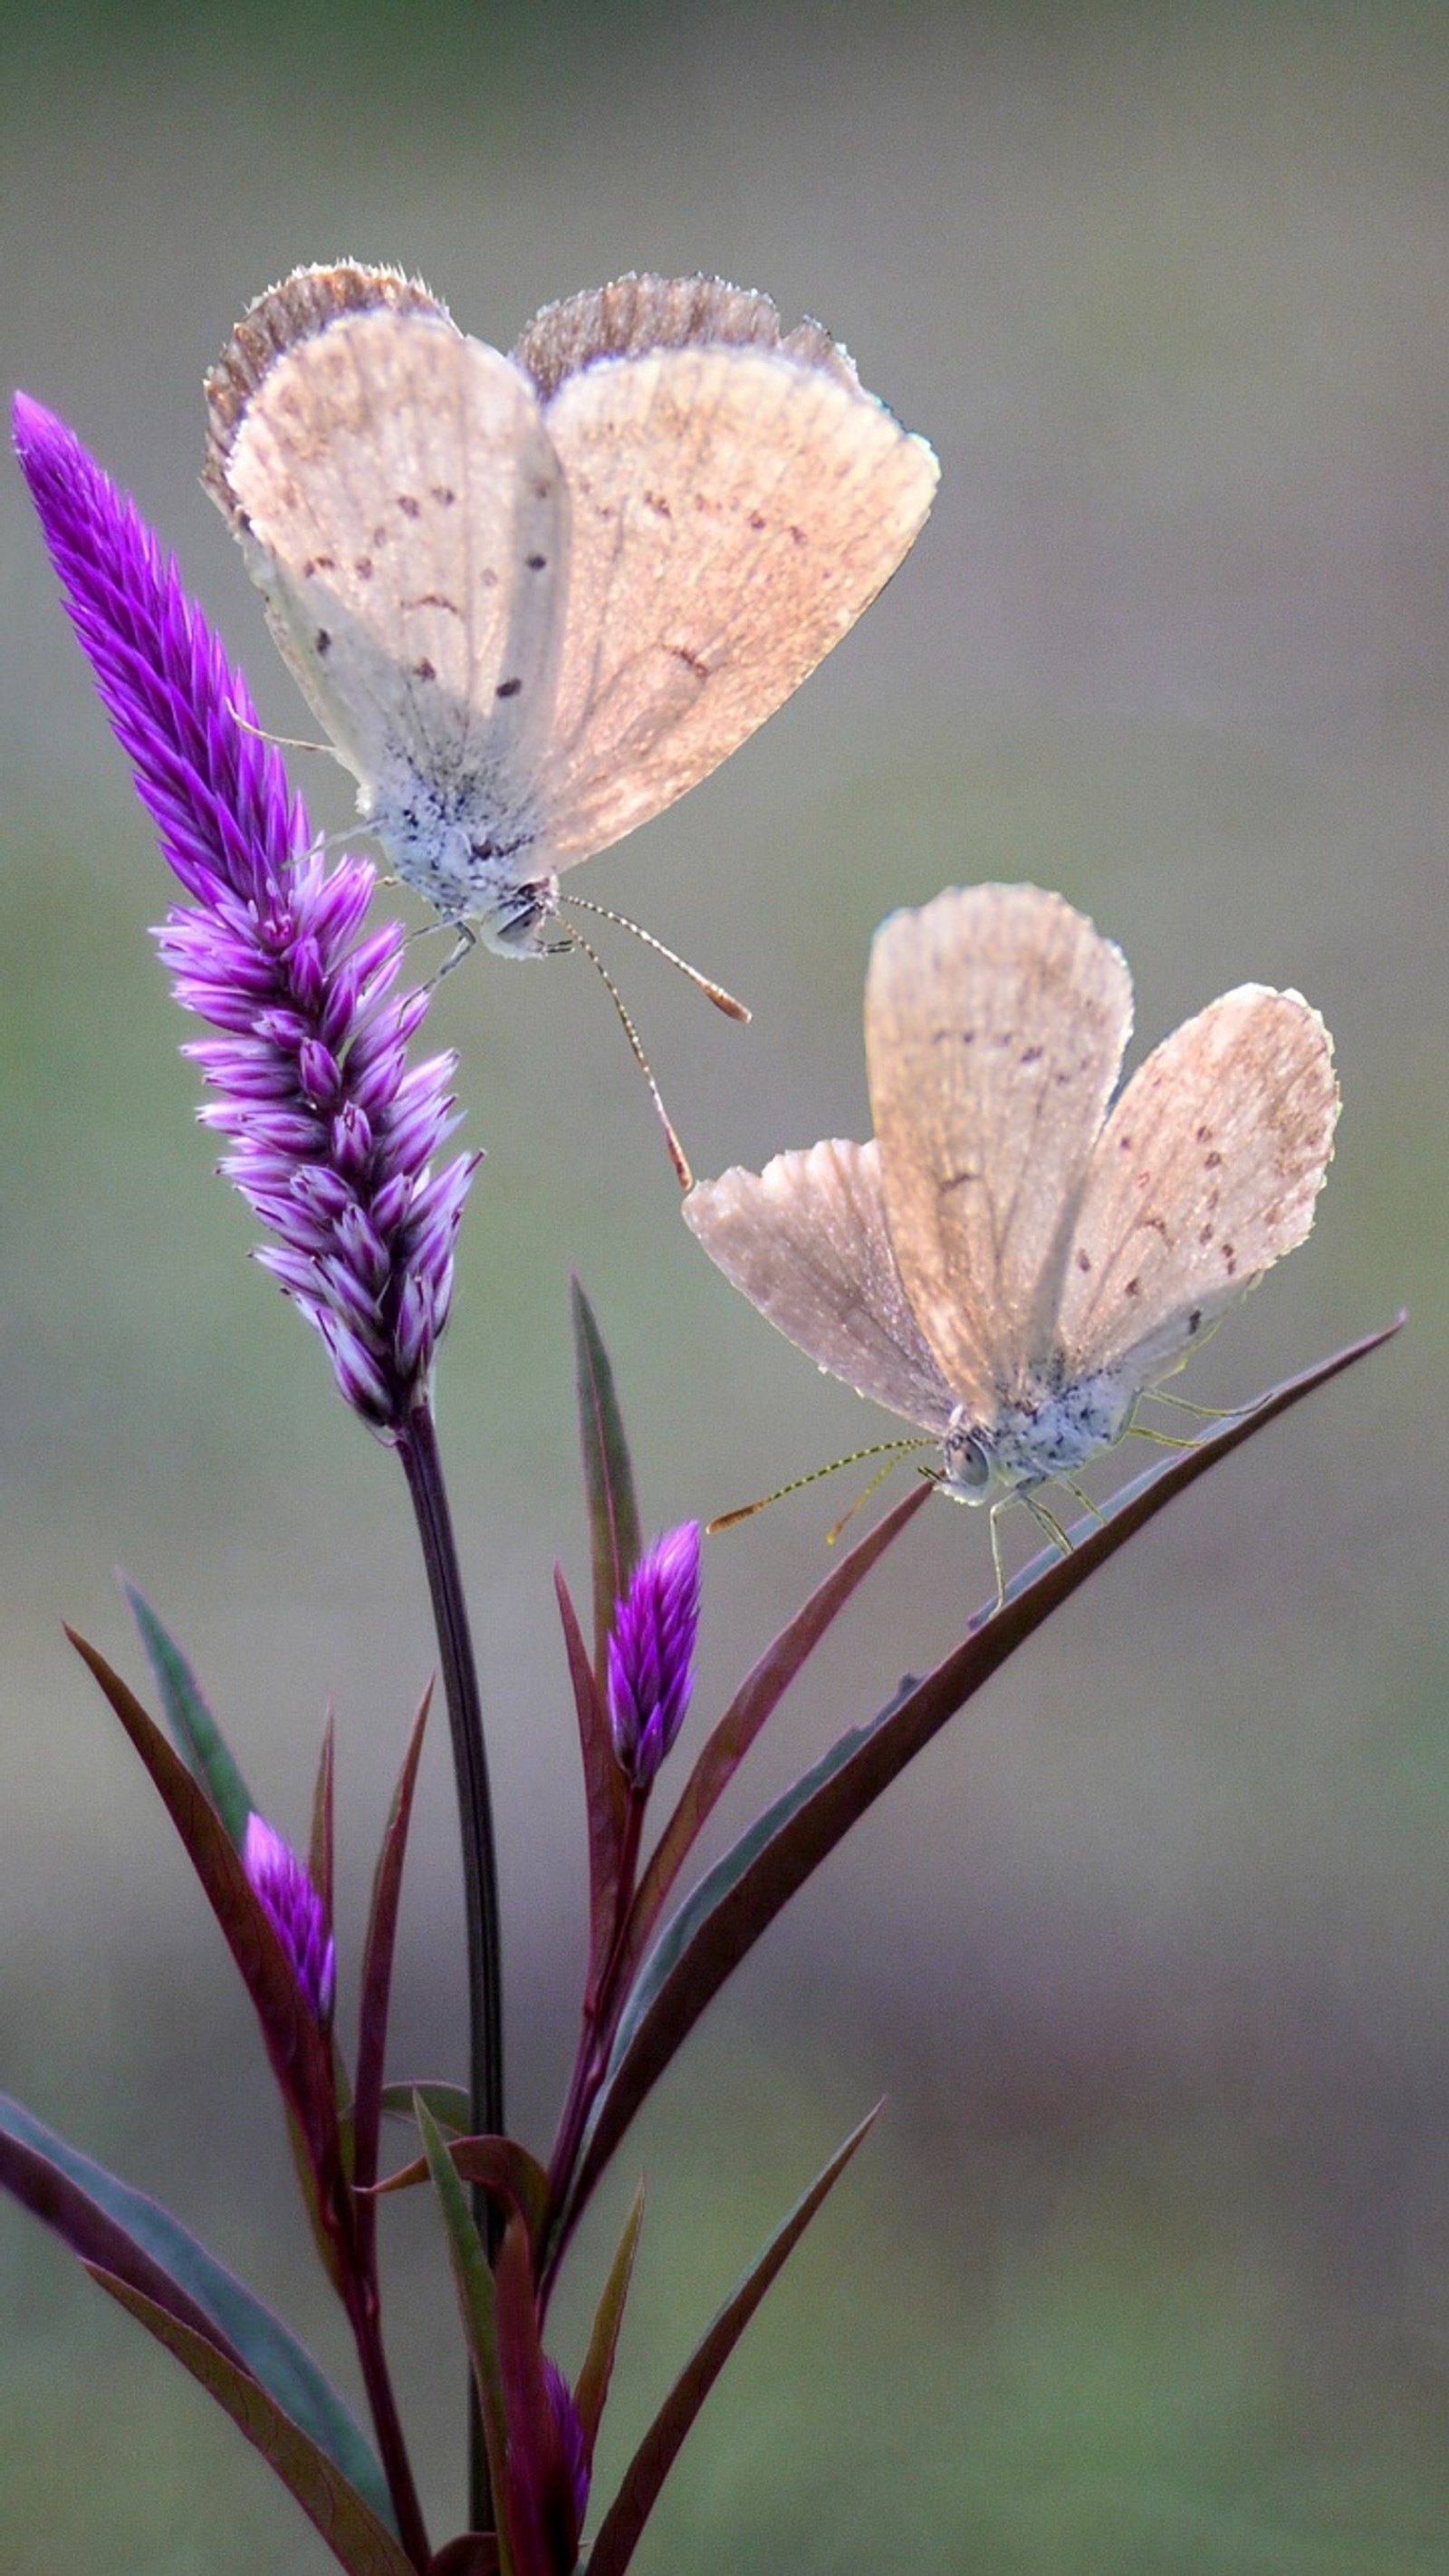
[344,2272,432,2569]
[395,1400,501,2531]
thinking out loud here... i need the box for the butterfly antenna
[224,699,332,759]
[707,1437,931,1535]
[562,894,752,1023]
[563,918,694,1191]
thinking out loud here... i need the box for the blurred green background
[2,1,1446,2567]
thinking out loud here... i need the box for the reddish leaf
[85,2267,417,2576]
[586,2107,879,2576]
[619,1479,931,1986]
[429,2542,499,2576]
[354,1689,432,2258]
[311,1711,337,1929]
[369,2134,551,2250]
[66,1632,340,2188]
[554,1563,626,2005]
[559,1322,1399,2248]
[494,2211,577,2576]
[574,2181,644,2456]
[571,1277,641,1693]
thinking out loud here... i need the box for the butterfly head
[940,1408,1004,1508]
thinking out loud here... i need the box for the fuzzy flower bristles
[607,1523,702,1791]
[243,1813,336,2025]
[13,394,478,1433]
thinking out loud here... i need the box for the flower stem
[345,2273,432,2569]
[397,1400,502,2530]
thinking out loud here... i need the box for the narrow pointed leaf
[555,1562,626,2002]
[85,2268,416,2575]
[561,1323,1398,2243]
[0,2093,391,2523]
[380,2080,471,2133]
[122,1579,252,1844]
[355,1692,431,2258]
[417,2095,514,2576]
[67,1632,340,2174]
[619,1480,930,1986]
[370,2133,551,2250]
[571,1277,641,1690]
[587,2106,880,2576]
[494,2211,576,2576]
[311,1711,337,1928]
[574,2181,645,2455]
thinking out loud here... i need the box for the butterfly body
[204,263,939,958]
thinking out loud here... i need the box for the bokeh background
[2,3,1445,2568]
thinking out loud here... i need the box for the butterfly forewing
[865,885,1133,1414]
[207,285,565,822]
[530,337,939,860]
[683,1139,957,1432]
[1058,984,1339,1386]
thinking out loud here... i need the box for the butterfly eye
[943,1413,993,1495]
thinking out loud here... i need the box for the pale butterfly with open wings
[685,883,1339,1597]
[204,264,938,964]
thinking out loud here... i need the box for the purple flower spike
[542,2354,591,2538]
[243,1812,337,2026]
[13,395,479,1435]
[607,1523,702,1792]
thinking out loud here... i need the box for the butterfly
[203,264,939,964]
[684,882,1339,1596]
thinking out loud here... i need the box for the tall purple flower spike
[243,1812,337,2026]
[13,394,479,1436]
[607,1522,703,1791]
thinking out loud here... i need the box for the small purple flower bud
[542,2355,590,2536]
[242,1813,336,2026]
[13,395,480,1437]
[607,1523,702,1791]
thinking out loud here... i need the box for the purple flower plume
[243,1812,336,2025]
[607,1523,702,1791]
[13,394,478,1435]
[542,2354,591,2537]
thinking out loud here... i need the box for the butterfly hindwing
[684,1139,957,1434]
[1059,984,1339,1386]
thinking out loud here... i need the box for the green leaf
[417,2094,514,2576]
[379,2080,472,2134]
[0,2092,392,2526]
[571,1276,641,1692]
[574,2181,645,2456]
[586,2107,879,2576]
[85,2267,417,2576]
[369,2131,552,2255]
[558,1322,1400,2247]
[122,1579,252,1844]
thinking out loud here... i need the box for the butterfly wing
[205,265,565,827]
[864,884,1135,1415]
[684,1139,958,1435]
[508,276,938,861]
[1057,985,1339,1385]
